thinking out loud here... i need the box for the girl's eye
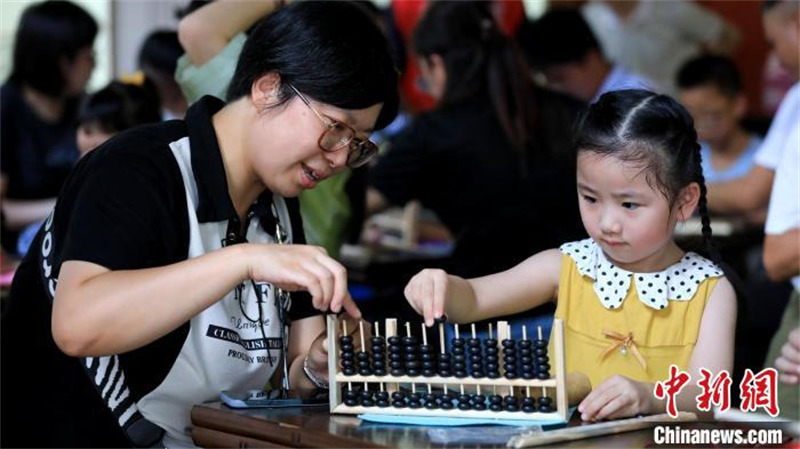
[622,202,639,210]
[582,195,596,204]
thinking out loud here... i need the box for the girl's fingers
[781,338,800,364]
[420,274,434,326]
[432,272,446,322]
[593,395,631,421]
[579,382,616,421]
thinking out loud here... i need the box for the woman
[1,2,398,447]
[0,0,97,256]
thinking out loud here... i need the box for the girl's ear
[676,182,701,221]
[251,72,281,107]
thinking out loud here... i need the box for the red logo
[654,365,691,418]
[740,368,779,417]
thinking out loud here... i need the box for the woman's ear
[251,72,282,107]
[676,182,701,221]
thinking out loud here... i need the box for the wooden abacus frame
[327,315,569,421]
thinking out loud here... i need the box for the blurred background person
[138,30,188,120]
[517,8,653,104]
[581,0,740,95]
[1,0,98,257]
[677,55,763,187]
[368,1,586,335]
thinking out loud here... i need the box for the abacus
[326,315,569,421]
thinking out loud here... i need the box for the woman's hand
[404,268,451,326]
[578,375,654,421]
[775,327,800,384]
[304,315,366,382]
[245,243,360,319]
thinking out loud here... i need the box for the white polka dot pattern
[560,238,723,311]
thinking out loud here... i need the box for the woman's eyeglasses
[288,84,378,168]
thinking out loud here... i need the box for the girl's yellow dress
[554,238,724,388]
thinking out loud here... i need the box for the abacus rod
[439,323,445,354]
[359,320,366,352]
[421,323,428,346]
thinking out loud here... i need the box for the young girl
[404,89,737,421]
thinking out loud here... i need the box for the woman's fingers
[314,253,349,313]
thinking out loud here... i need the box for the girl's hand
[404,268,450,327]
[775,327,800,384]
[578,375,653,421]
[245,244,360,319]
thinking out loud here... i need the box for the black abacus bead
[454,370,467,378]
[406,369,420,377]
[340,335,353,344]
[356,352,370,360]
[471,394,486,404]
[522,371,535,380]
[534,348,547,356]
[501,339,515,348]
[345,397,359,406]
[504,371,518,379]
[424,400,438,409]
[358,369,373,376]
[490,403,503,412]
[422,360,436,369]
[489,395,503,405]
[408,401,422,409]
[420,352,436,362]
[534,339,548,348]
[537,363,551,372]
[538,405,552,413]
[392,391,405,401]
[373,369,387,377]
[376,391,390,401]
[405,360,421,369]
[458,394,471,403]
[343,367,356,376]
[522,404,536,413]
[357,360,371,369]
[458,402,472,410]
[392,400,407,408]
[522,397,535,406]
[472,371,485,378]
[485,362,499,372]
[390,368,405,377]
[536,356,549,364]
[377,400,390,408]
[341,359,355,367]
[503,395,518,405]
[538,397,552,406]
[506,404,519,412]
[387,335,401,344]
[361,399,375,407]
[470,354,484,363]
[438,371,452,377]
[519,339,532,348]
[344,389,358,399]
[473,402,487,411]
[440,401,454,410]
[537,372,549,379]
[390,361,404,369]
[422,369,436,377]
[389,352,403,361]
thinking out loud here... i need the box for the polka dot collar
[560,238,723,311]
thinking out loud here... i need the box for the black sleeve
[284,196,319,321]
[60,135,188,271]
[368,118,432,207]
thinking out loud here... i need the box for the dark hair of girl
[10,0,98,98]
[412,1,536,156]
[572,89,721,263]
[77,81,161,134]
[227,1,399,130]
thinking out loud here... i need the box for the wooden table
[191,402,793,448]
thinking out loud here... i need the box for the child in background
[677,55,763,184]
[16,80,160,256]
[404,89,737,421]
[76,80,161,155]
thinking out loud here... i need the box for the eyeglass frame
[287,83,378,168]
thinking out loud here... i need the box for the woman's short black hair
[10,0,98,98]
[138,30,184,80]
[227,1,399,130]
